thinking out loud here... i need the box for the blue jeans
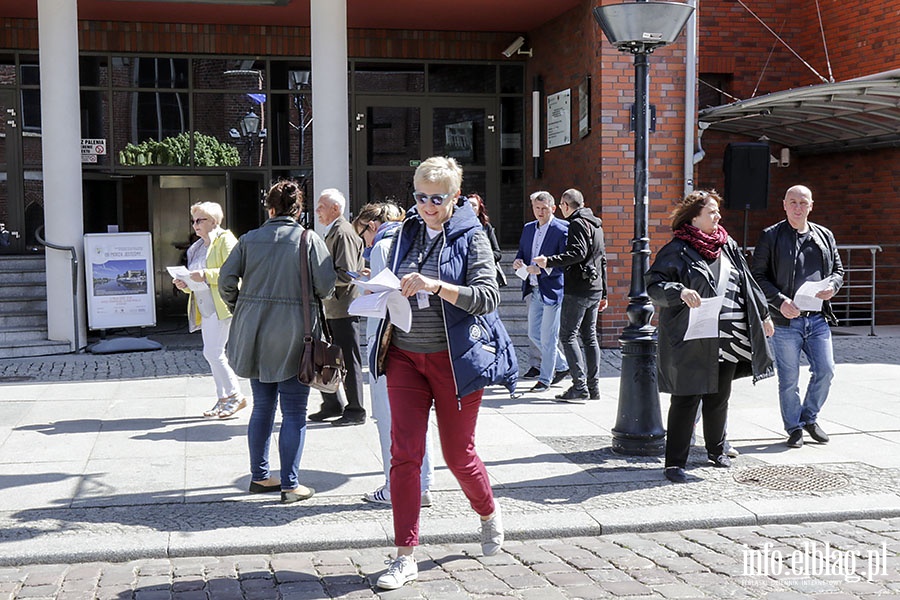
[770,315,835,434]
[559,292,602,390]
[248,377,310,491]
[527,289,567,385]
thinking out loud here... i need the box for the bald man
[751,185,843,449]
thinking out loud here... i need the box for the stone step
[0,297,47,312]
[0,283,46,298]
[0,269,46,285]
[0,255,46,273]
[0,338,73,360]
[0,326,51,344]
[0,312,46,328]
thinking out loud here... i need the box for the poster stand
[83,232,163,354]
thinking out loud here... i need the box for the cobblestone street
[2,519,899,599]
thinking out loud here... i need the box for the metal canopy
[698,69,900,155]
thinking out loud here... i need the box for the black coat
[645,236,774,396]
[544,207,608,296]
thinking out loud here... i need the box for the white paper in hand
[166,266,209,292]
[683,296,724,341]
[793,279,830,312]
[515,265,529,281]
[353,269,402,293]
[348,269,413,333]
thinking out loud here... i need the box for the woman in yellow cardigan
[174,201,245,418]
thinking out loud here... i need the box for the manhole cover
[733,465,849,492]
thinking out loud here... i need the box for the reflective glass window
[355,63,424,93]
[269,92,313,167]
[80,90,111,167]
[428,64,495,94]
[194,92,266,168]
[194,58,266,90]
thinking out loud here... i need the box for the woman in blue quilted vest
[370,156,517,590]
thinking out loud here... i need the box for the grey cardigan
[219,216,336,383]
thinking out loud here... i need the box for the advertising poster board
[84,232,157,330]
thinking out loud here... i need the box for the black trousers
[318,316,366,418]
[665,360,736,468]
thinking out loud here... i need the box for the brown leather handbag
[297,229,346,393]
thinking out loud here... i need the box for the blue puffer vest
[369,202,518,399]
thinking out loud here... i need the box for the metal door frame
[0,89,24,254]
[352,94,499,214]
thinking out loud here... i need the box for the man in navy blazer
[513,191,570,393]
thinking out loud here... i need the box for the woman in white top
[173,201,244,418]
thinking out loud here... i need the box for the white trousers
[201,315,241,399]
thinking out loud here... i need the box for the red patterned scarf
[674,223,729,260]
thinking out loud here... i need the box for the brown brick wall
[525,0,692,346]
[697,131,900,324]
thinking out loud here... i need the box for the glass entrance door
[0,90,23,254]
[353,96,498,215]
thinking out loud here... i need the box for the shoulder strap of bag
[299,229,314,340]
[298,228,333,342]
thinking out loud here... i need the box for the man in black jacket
[534,189,608,402]
[751,185,843,448]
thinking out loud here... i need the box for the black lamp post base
[611,331,666,456]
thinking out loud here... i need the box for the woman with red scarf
[646,190,775,484]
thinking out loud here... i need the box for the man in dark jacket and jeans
[751,184,843,448]
[534,189,608,402]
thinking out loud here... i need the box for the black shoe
[308,410,342,422]
[786,429,804,448]
[529,382,550,393]
[522,367,541,379]
[665,467,687,483]
[551,369,570,385]
[707,454,732,468]
[554,386,588,403]
[332,415,366,427]
[804,423,830,443]
[588,387,601,401]
[248,481,281,494]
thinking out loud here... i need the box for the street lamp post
[593,1,694,455]
[229,109,267,166]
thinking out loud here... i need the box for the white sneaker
[363,485,391,505]
[725,442,740,458]
[480,504,504,556]
[376,555,417,590]
[363,486,433,507]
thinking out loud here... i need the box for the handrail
[34,226,82,352]
[745,243,882,335]
[839,244,882,336]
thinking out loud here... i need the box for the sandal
[218,395,247,418]
[203,398,228,417]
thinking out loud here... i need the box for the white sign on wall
[84,232,157,330]
[547,89,571,149]
[81,138,107,163]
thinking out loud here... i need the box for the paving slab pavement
[0,324,899,568]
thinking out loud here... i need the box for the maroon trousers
[386,346,496,547]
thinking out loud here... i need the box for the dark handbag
[297,229,346,393]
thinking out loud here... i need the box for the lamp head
[239,110,260,137]
[593,2,694,54]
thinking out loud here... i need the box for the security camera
[779,147,790,167]
[502,36,531,58]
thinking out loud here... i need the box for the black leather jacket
[646,236,774,396]
[750,220,844,326]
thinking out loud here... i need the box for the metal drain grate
[733,465,850,492]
